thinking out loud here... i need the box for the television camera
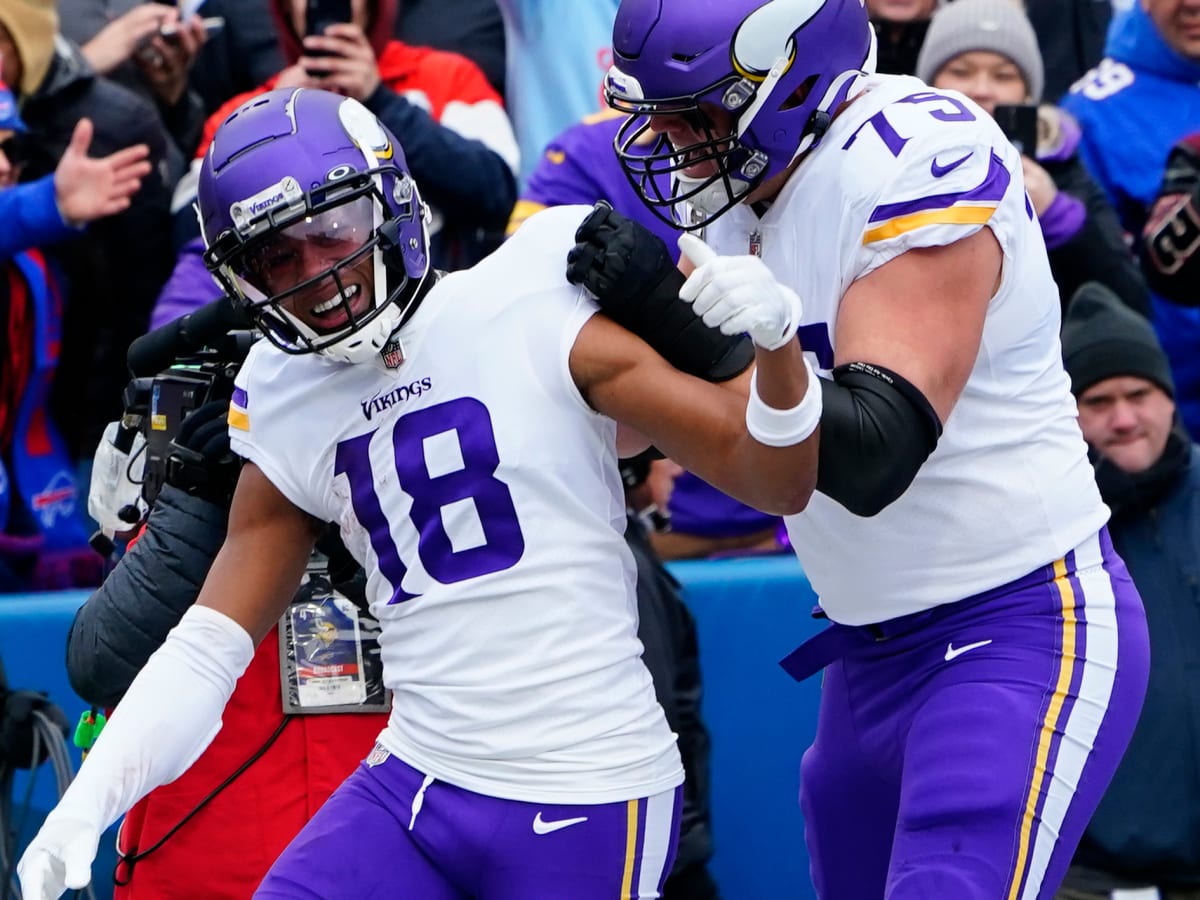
[88,297,256,542]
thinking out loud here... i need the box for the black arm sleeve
[65,485,229,708]
[815,362,943,518]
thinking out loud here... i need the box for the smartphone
[993,103,1039,157]
[159,16,225,38]
[305,0,353,37]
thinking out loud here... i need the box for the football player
[568,0,1153,897]
[17,87,817,900]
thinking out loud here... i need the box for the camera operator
[66,310,389,900]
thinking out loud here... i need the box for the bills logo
[32,471,77,529]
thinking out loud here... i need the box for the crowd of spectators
[1,0,1198,895]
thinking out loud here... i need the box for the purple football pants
[255,747,682,899]
[789,528,1149,900]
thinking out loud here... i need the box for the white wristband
[746,360,823,447]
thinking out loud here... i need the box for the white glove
[18,605,253,900]
[678,233,803,351]
[17,814,101,900]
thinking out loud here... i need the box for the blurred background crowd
[0,0,1198,897]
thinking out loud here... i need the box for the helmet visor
[232,194,376,297]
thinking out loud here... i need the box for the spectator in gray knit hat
[915,0,1150,321]
[916,0,1044,104]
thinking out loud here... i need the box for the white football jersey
[703,75,1108,625]
[229,205,682,804]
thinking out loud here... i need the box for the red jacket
[113,628,387,898]
[197,40,504,160]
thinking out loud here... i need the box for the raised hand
[300,24,381,102]
[81,4,173,75]
[678,233,803,350]
[135,14,210,106]
[53,119,152,225]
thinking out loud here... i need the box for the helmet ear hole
[780,74,819,112]
[377,217,407,271]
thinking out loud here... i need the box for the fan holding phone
[274,0,383,102]
[180,0,518,280]
[78,3,211,107]
[916,0,1151,319]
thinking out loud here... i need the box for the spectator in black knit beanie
[1056,282,1200,900]
[916,0,1150,319]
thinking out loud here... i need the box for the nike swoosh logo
[532,812,589,835]
[944,639,993,661]
[930,151,973,178]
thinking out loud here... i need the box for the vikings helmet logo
[731,0,826,81]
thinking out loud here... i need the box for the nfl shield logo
[381,337,405,369]
[365,743,389,767]
[748,230,763,258]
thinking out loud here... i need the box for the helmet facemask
[609,82,771,231]
[606,0,878,230]
[204,166,431,366]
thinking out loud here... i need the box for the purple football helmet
[606,0,876,229]
[198,88,431,365]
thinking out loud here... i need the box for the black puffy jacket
[66,486,227,708]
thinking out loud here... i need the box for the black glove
[567,201,679,314]
[164,399,242,506]
[566,202,754,381]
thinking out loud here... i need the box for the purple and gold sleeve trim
[864,150,1011,245]
[229,387,250,432]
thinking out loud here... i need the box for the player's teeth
[312,285,357,314]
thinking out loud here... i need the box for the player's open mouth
[308,283,367,329]
[682,160,720,179]
[672,140,724,179]
[677,150,717,177]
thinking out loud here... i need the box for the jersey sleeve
[227,345,330,522]
[850,101,1019,279]
[498,204,602,408]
